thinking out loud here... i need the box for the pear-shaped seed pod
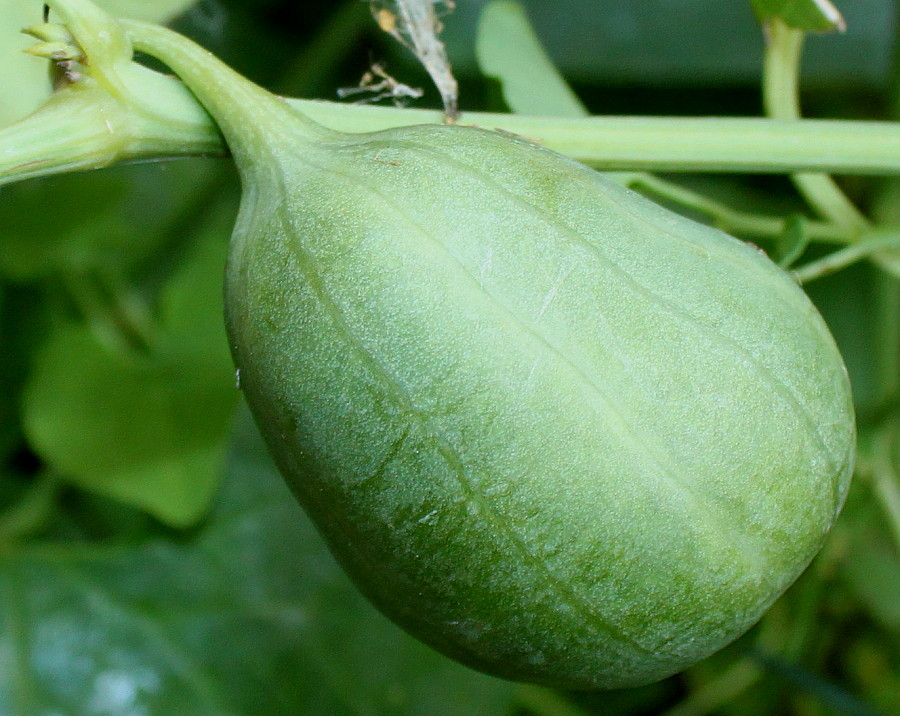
[123,17,855,689]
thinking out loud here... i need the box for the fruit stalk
[117,19,335,170]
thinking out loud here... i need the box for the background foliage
[0,0,897,714]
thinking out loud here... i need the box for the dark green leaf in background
[448,0,892,90]
[0,410,517,715]
[0,162,216,282]
[21,197,239,527]
[774,215,811,268]
[0,283,50,474]
[839,483,900,634]
[868,180,900,280]
[831,431,900,716]
[750,0,846,33]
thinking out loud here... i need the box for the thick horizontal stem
[5,94,900,187]
[293,101,900,175]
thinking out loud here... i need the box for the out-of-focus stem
[793,232,900,283]
[613,173,853,244]
[762,19,869,233]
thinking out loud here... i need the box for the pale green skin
[224,123,854,689]
[130,24,856,690]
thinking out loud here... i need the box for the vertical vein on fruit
[265,177,661,657]
[282,155,748,519]
[360,424,412,487]
[283,153,790,576]
[267,167,774,657]
[387,138,844,477]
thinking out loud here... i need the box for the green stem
[0,85,130,184]
[870,420,900,553]
[792,231,900,283]
[7,96,900,185]
[4,3,900,188]
[762,20,869,233]
[120,18,333,172]
[247,104,900,177]
[0,68,220,187]
[105,14,900,178]
[612,173,852,243]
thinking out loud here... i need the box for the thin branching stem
[793,232,900,283]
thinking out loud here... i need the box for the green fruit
[123,18,855,690]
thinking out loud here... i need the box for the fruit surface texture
[223,123,855,689]
[105,14,856,688]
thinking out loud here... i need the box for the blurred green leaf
[0,0,198,128]
[845,638,900,716]
[869,418,900,553]
[805,262,898,418]
[837,426,900,634]
[0,409,516,715]
[21,204,238,527]
[0,282,14,465]
[448,1,893,89]
[750,0,846,32]
[475,0,587,117]
[868,180,900,279]
[749,648,883,716]
[0,162,215,282]
[842,521,900,634]
[773,215,810,268]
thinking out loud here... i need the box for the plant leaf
[0,162,215,282]
[445,1,892,88]
[750,0,846,32]
[804,261,897,416]
[0,409,516,715]
[750,648,883,716]
[21,206,238,527]
[774,214,810,268]
[833,418,900,635]
[476,0,587,117]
